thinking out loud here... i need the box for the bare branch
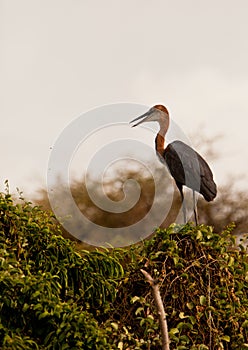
[140,269,170,350]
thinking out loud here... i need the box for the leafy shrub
[109,224,248,349]
[0,186,248,349]
[0,188,123,349]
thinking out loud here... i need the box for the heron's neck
[155,123,168,156]
[155,134,165,156]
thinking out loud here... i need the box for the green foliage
[0,188,123,349]
[110,223,248,349]
[1,186,248,349]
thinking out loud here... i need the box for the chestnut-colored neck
[155,133,165,156]
[155,121,169,156]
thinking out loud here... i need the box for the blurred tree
[36,134,248,245]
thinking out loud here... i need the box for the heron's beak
[129,109,152,127]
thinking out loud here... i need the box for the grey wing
[163,140,217,200]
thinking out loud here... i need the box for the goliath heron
[130,105,217,224]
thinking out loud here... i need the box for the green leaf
[135,306,144,315]
[221,335,230,342]
[117,341,123,349]
[173,256,179,265]
[131,296,140,304]
[228,256,234,267]
[196,230,203,240]
[189,316,196,325]
[242,320,248,329]
[111,322,118,331]
[199,295,206,305]
[38,311,50,320]
[186,302,194,310]
[32,290,40,299]
[169,328,179,335]
[22,303,29,312]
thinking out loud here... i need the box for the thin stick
[207,270,212,349]
[140,269,170,350]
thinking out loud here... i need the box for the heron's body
[130,104,217,224]
[157,137,216,202]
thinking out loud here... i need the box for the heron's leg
[181,193,187,224]
[193,190,198,225]
[177,182,187,224]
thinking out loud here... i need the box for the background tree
[36,135,248,246]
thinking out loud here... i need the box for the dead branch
[140,269,170,350]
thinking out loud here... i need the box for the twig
[167,255,205,288]
[140,269,170,350]
[207,270,212,349]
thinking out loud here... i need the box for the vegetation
[36,163,248,246]
[0,187,123,349]
[1,186,248,349]
[36,133,248,244]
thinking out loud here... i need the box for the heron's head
[130,105,169,128]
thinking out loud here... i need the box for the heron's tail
[201,178,217,202]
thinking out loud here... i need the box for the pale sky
[1,0,248,198]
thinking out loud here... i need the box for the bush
[0,186,248,349]
[0,188,123,349]
[111,224,248,349]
